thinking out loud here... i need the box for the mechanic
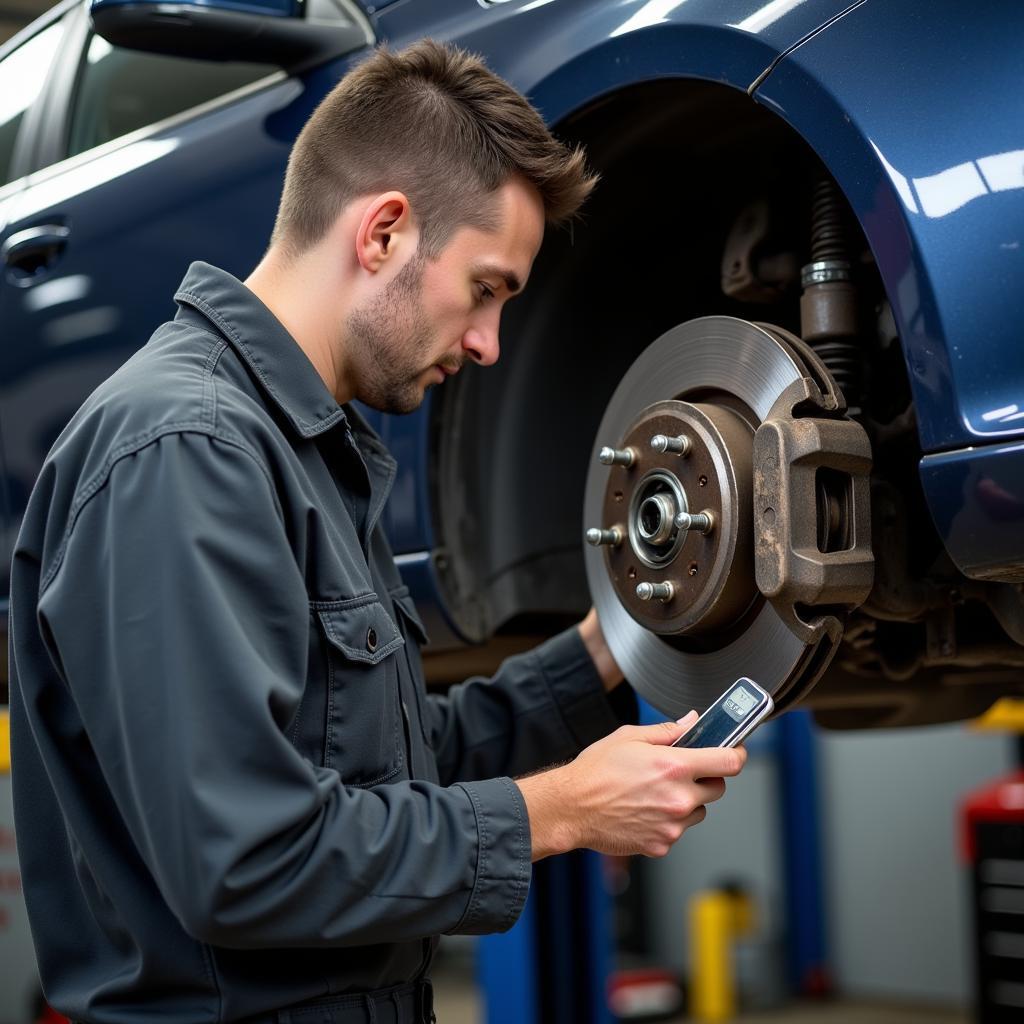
[8,40,745,1024]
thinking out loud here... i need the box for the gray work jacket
[8,262,630,1023]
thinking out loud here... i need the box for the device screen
[673,679,770,748]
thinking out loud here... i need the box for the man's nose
[462,325,500,367]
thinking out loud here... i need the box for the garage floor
[432,970,970,1023]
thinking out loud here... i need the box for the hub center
[591,398,756,637]
[630,471,688,565]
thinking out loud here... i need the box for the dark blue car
[2,0,1023,730]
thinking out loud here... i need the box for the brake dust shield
[583,316,873,717]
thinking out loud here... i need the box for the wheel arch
[430,74,862,641]
[749,7,1024,455]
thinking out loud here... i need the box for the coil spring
[809,179,849,264]
[811,339,861,402]
[807,179,861,406]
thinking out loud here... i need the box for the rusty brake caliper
[752,325,874,710]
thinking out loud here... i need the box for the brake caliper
[753,330,874,706]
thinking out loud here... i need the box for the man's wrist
[516,767,578,862]
[578,607,625,692]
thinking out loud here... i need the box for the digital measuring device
[672,677,773,748]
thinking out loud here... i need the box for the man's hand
[516,713,746,860]
[578,606,624,692]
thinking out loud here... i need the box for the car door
[0,12,71,1015]
[0,4,73,661]
[0,0,371,600]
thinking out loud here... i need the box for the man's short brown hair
[271,39,596,258]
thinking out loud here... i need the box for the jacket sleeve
[426,627,636,786]
[37,431,528,948]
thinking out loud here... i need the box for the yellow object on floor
[689,888,755,1021]
[973,697,1024,733]
[0,708,9,774]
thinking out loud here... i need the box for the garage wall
[644,718,1015,1006]
[819,723,1014,1003]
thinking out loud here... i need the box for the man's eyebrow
[474,264,521,294]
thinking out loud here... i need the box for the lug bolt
[674,510,714,535]
[599,446,636,467]
[585,527,622,547]
[650,434,691,456]
[636,581,675,602]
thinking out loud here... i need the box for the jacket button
[366,627,378,652]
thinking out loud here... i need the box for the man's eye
[477,284,496,304]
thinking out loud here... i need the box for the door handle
[1,224,70,274]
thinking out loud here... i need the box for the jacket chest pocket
[389,586,433,748]
[315,595,406,788]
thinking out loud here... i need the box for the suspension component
[800,179,862,412]
[720,199,800,303]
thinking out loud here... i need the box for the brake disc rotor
[584,316,822,716]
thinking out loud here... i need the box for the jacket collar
[173,261,397,549]
[173,261,351,440]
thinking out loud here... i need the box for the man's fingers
[672,744,747,777]
[633,711,698,746]
[693,777,727,805]
[614,715,695,746]
[676,710,699,729]
[682,805,707,828]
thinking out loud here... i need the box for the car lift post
[478,850,613,1024]
[478,702,829,1020]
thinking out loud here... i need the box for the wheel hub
[600,399,756,637]
[583,316,874,717]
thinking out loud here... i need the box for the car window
[0,21,66,187]
[67,33,275,159]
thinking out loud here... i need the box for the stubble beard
[346,255,438,415]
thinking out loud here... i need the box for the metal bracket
[753,376,874,647]
[721,202,799,304]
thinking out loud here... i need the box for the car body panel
[353,0,400,15]
[920,442,1024,583]
[359,402,435,554]
[746,1,1024,581]
[392,551,469,646]
[372,0,866,110]
[91,0,300,15]
[751,1,1024,455]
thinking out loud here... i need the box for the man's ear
[355,191,415,273]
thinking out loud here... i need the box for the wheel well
[433,79,827,640]
[428,77,1024,730]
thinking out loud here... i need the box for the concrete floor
[431,971,970,1024]
[726,1007,968,1024]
